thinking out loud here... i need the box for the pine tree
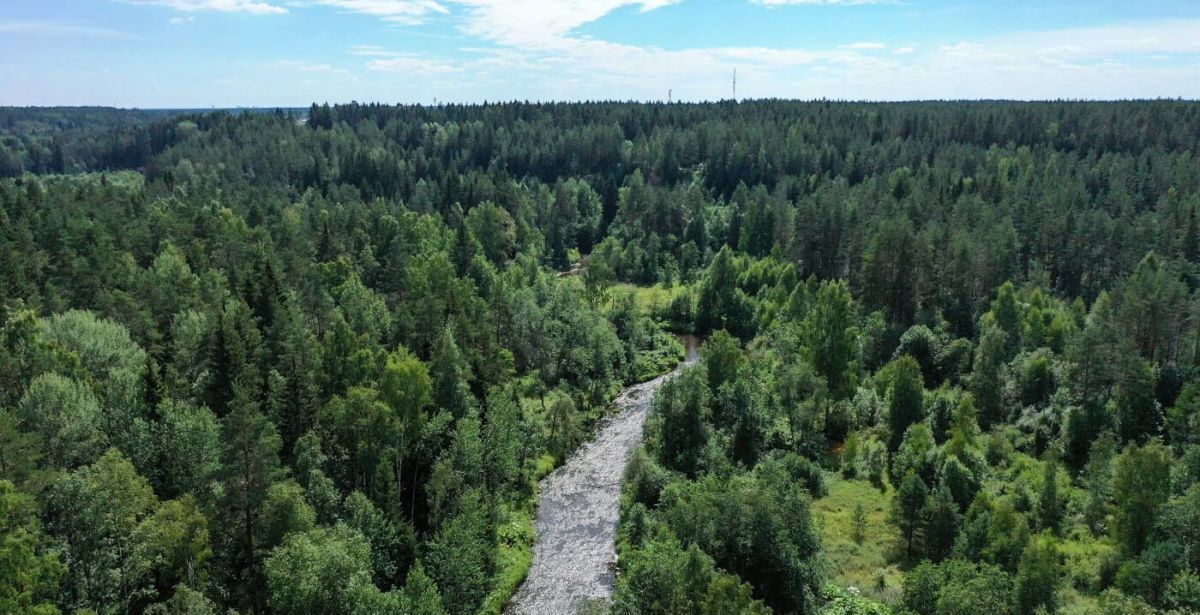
[851,502,867,545]
[1015,534,1063,614]
[892,472,929,560]
[218,390,283,613]
[144,353,163,421]
[922,484,961,562]
[1114,356,1162,445]
[205,309,236,416]
[268,307,321,455]
[803,280,860,400]
[887,355,925,452]
[1039,459,1063,535]
[430,326,473,419]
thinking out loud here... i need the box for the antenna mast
[732,69,737,101]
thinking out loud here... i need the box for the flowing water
[506,335,701,614]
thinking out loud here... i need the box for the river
[505,334,701,614]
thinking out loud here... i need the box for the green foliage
[466,201,517,265]
[135,495,211,594]
[0,480,63,614]
[805,280,861,400]
[264,525,384,614]
[892,422,938,486]
[1156,483,1200,575]
[154,400,220,498]
[261,480,316,551]
[425,491,494,615]
[897,325,941,386]
[696,246,753,338]
[546,392,579,461]
[144,585,218,615]
[613,536,768,615]
[1096,588,1158,615]
[852,502,868,545]
[1015,534,1064,614]
[1038,459,1063,535]
[653,468,822,613]
[887,356,925,453]
[217,395,283,611]
[861,217,924,327]
[1112,441,1171,555]
[901,560,1015,615]
[892,472,929,560]
[46,449,158,612]
[922,485,961,563]
[648,366,711,477]
[971,326,1009,429]
[8,102,1200,615]
[701,329,743,394]
[820,586,891,614]
[17,372,106,469]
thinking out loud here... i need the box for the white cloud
[168,16,196,24]
[351,44,395,56]
[121,0,287,14]
[270,59,353,75]
[802,19,1200,100]
[840,41,884,50]
[391,16,1198,101]
[358,49,461,74]
[750,0,887,6]
[306,0,448,24]
[449,0,681,48]
[0,20,132,38]
[953,19,1200,60]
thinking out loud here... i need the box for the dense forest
[2,100,1200,614]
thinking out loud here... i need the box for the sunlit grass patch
[480,503,536,615]
[812,474,903,602]
[610,283,687,317]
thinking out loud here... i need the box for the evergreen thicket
[3,100,1200,614]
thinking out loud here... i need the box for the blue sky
[2,0,1199,107]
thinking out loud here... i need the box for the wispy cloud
[0,20,132,39]
[791,19,1200,100]
[168,16,197,24]
[450,0,681,48]
[120,0,286,14]
[355,48,461,73]
[350,44,396,57]
[750,0,888,6]
[269,59,353,75]
[304,0,449,25]
[841,41,885,50]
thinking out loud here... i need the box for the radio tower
[732,69,737,101]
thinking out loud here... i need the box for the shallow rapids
[506,335,700,614]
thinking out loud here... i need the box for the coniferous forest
[3,100,1200,614]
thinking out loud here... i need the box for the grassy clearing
[812,474,904,602]
[609,282,686,317]
[813,460,1112,613]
